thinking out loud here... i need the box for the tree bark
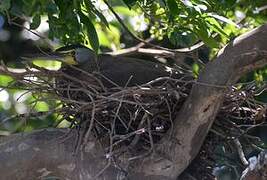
[134,23,267,179]
[0,129,123,180]
[1,24,267,180]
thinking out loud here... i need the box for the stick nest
[0,63,266,179]
[0,63,191,151]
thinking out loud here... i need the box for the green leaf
[0,0,11,12]
[30,14,41,29]
[94,8,109,27]
[209,13,238,27]
[206,17,228,37]
[79,12,99,52]
[169,28,197,47]
[46,2,58,14]
[192,63,199,77]
[194,20,218,48]
[35,101,49,112]
[122,0,137,9]
[73,0,80,10]
[84,0,109,27]
[167,0,179,15]
[114,6,137,16]
[197,31,218,48]
[0,75,13,86]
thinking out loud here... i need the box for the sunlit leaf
[35,101,49,111]
[84,0,109,27]
[192,63,199,77]
[97,24,120,48]
[114,6,137,16]
[206,17,228,38]
[0,75,13,86]
[209,13,238,27]
[79,12,99,52]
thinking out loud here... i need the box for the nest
[0,63,191,152]
[0,62,266,179]
[58,70,191,153]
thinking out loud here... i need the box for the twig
[233,138,249,166]
[103,0,205,53]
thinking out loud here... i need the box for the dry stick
[233,138,249,166]
[146,117,154,152]
[93,95,126,178]
[5,11,54,50]
[68,65,107,92]
[128,113,148,149]
[108,76,133,144]
[84,76,132,157]
[221,117,264,152]
[106,76,152,150]
[1,57,183,154]
[165,99,174,140]
[106,38,157,56]
[93,160,111,179]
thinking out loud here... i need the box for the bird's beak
[22,52,78,65]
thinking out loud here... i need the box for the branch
[0,128,175,180]
[0,129,122,180]
[135,23,267,178]
[107,47,175,57]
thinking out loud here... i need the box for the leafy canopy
[1,0,266,52]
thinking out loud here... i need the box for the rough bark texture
[133,23,267,179]
[0,24,267,180]
[0,129,123,180]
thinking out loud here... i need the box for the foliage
[0,0,266,52]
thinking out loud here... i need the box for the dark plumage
[58,45,183,87]
[25,45,184,88]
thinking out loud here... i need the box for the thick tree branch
[0,129,124,180]
[134,24,267,179]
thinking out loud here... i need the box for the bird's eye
[71,50,78,62]
[71,51,75,57]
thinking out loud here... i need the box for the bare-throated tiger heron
[26,45,184,88]
[47,45,183,87]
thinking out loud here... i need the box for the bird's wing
[98,55,180,87]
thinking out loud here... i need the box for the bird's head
[55,45,96,65]
[22,45,97,66]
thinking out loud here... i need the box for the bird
[22,45,188,144]
[35,44,184,88]
[24,44,184,88]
